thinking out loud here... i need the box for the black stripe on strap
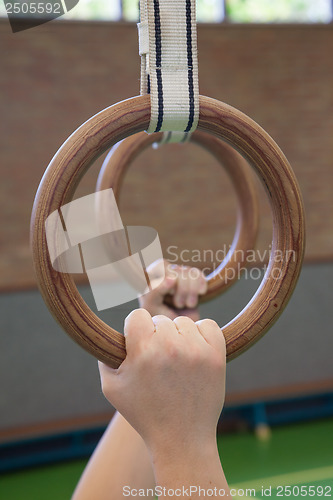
[184,0,195,133]
[153,0,164,133]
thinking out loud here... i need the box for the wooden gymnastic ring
[96,130,259,299]
[31,95,305,367]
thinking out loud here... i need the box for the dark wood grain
[30,95,305,367]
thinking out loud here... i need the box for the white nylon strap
[138,0,199,136]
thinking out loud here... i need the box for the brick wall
[0,20,332,290]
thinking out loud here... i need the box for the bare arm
[99,310,231,499]
[72,261,208,499]
[72,412,154,499]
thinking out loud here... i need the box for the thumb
[146,259,177,298]
[151,273,177,296]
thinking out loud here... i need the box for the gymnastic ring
[96,130,259,299]
[31,94,305,367]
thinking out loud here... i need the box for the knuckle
[190,268,202,281]
[167,343,182,360]
[200,275,208,287]
[174,315,194,326]
[201,318,219,330]
[157,336,182,361]
[153,314,170,326]
[187,344,204,365]
[173,315,195,333]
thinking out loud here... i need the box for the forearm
[95,311,229,499]
[72,412,155,500]
[150,438,232,499]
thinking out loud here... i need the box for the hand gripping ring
[96,130,259,299]
[31,95,305,367]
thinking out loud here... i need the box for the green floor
[1,419,332,499]
[220,419,333,499]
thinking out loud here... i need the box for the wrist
[149,434,220,475]
[149,436,231,498]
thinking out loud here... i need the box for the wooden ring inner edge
[96,130,259,300]
[30,95,305,367]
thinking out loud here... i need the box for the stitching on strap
[138,0,199,138]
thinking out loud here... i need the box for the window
[66,0,332,23]
[0,0,332,23]
[225,0,332,23]
[63,0,224,22]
